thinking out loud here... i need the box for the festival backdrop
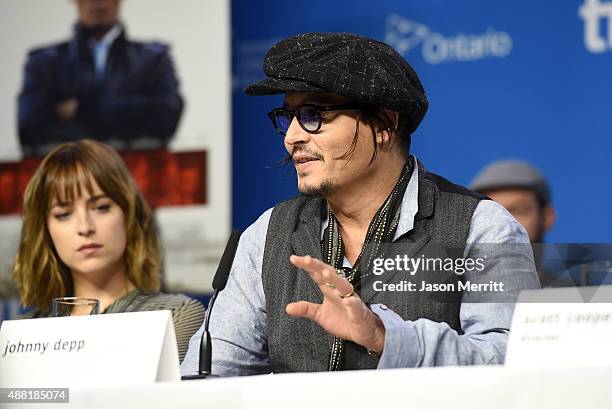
[231,0,612,243]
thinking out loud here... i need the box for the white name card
[0,310,179,388]
[506,286,612,367]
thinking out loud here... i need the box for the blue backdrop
[231,0,612,243]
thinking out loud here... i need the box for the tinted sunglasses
[267,104,362,135]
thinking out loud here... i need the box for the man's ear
[376,109,400,145]
[542,204,556,233]
[386,109,399,130]
[376,128,389,145]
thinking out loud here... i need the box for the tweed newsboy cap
[244,32,429,133]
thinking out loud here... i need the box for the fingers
[343,294,367,322]
[286,301,320,319]
[290,255,353,297]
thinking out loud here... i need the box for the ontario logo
[385,14,513,65]
[579,0,612,53]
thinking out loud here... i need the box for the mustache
[291,145,324,161]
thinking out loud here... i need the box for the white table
[11,365,611,409]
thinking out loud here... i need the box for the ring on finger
[339,283,355,298]
[324,282,336,289]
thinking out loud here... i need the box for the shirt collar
[88,23,122,48]
[393,154,419,240]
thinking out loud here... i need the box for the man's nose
[284,116,311,146]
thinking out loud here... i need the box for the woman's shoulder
[136,291,200,306]
[19,309,50,319]
[128,291,205,315]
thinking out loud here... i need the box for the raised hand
[286,255,385,354]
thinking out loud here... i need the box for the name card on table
[0,310,179,388]
[506,285,612,367]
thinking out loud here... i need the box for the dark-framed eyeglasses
[267,104,362,135]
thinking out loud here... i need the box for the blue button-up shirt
[181,157,540,376]
[89,24,122,80]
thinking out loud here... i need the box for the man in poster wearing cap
[182,33,539,375]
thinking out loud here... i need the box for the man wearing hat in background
[471,160,576,287]
[182,33,538,376]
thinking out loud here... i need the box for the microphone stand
[181,290,218,379]
[181,229,242,380]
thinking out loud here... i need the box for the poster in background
[0,0,230,316]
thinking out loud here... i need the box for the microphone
[211,229,242,292]
[181,229,242,380]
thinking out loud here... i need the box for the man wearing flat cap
[470,160,555,245]
[471,160,576,287]
[182,33,539,376]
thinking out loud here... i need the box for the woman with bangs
[12,139,205,363]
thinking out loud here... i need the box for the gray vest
[262,162,485,372]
